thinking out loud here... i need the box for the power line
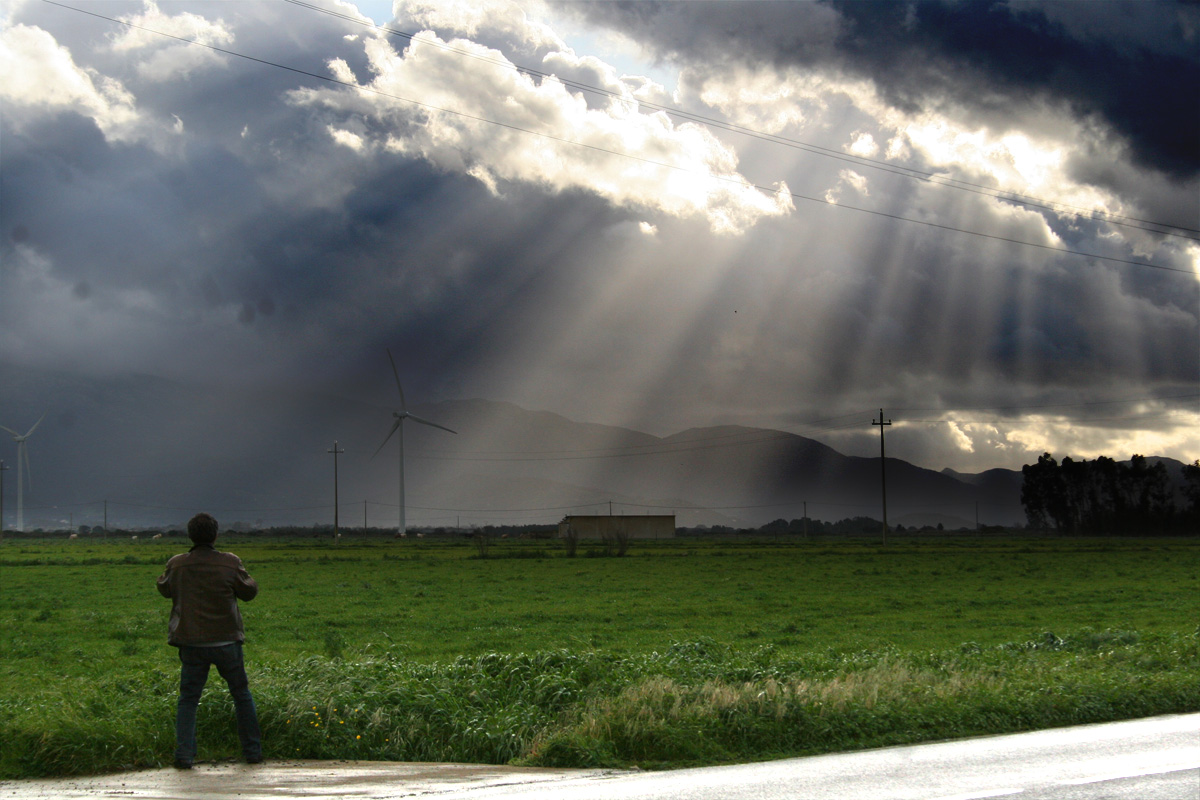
[409,434,795,462]
[407,425,861,463]
[890,392,1200,417]
[106,500,335,513]
[1,492,1093,521]
[283,0,1199,240]
[409,411,871,461]
[399,394,1197,464]
[40,1,1197,276]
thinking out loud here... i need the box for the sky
[2,0,1198,476]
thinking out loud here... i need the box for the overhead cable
[40,0,1197,276]
[284,0,1200,240]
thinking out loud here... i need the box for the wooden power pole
[872,409,891,544]
[0,460,8,544]
[327,441,344,542]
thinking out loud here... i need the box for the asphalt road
[1,713,1196,800]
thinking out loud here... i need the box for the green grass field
[1,535,1198,778]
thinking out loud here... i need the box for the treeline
[1021,454,1200,535]
[680,516,941,537]
[234,524,559,539]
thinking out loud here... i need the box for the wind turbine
[372,350,455,536]
[1,414,46,533]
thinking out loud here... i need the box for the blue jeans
[175,643,261,763]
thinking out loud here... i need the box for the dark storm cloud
[1,109,252,298]
[566,0,1200,180]
[12,0,381,151]
[833,0,1200,179]
[326,171,634,396]
[2,0,1196,483]
[1,0,638,394]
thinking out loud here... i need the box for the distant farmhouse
[558,515,676,540]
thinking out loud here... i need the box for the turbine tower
[1,414,46,533]
[372,350,455,536]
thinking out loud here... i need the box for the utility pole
[872,409,891,544]
[0,460,8,544]
[363,499,368,532]
[327,441,344,543]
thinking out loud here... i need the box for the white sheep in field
[131,535,139,541]
[68,533,78,540]
[152,533,162,540]
[416,532,425,538]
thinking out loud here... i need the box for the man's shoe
[245,755,263,764]
[173,760,193,770]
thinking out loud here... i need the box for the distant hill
[0,363,1099,531]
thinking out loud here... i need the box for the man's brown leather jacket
[157,544,258,646]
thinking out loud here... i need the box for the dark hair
[187,513,219,544]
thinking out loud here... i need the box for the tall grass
[2,629,1197,778]
[2,538,1197,778]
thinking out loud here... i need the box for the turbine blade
[407,414,456,435]
[371,419,402,459]
[24,413,46,438]
[0,425,18,438]
[386,348,406,411]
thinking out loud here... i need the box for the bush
[3,629,1197,778]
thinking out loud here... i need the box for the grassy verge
[2,629,1197,777]
[1,537,1197,778]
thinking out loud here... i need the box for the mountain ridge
[11,363,1187,530]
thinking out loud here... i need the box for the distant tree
[1021,453,1062,530]
[473,527,491,559]
[1183,461,1200,517]
[1060,456,1100,534]
[599,519,631,556]
[561,520,579,558]
[612,520,631,557]
[1180,460,1200,503]
[1127,455,1173,532]
[1021,452,1184,535]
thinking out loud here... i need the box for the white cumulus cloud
[0,22,140,138]
[110,0,234,82]
[289,30,793,233]
[824,169,869,204]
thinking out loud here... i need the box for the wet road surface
[1,713,1196,799]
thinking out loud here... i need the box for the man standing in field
[157,512,262,769]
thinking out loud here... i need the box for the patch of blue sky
[347,2,675,93]
[352,0,394,26]
[559,30,678,95]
